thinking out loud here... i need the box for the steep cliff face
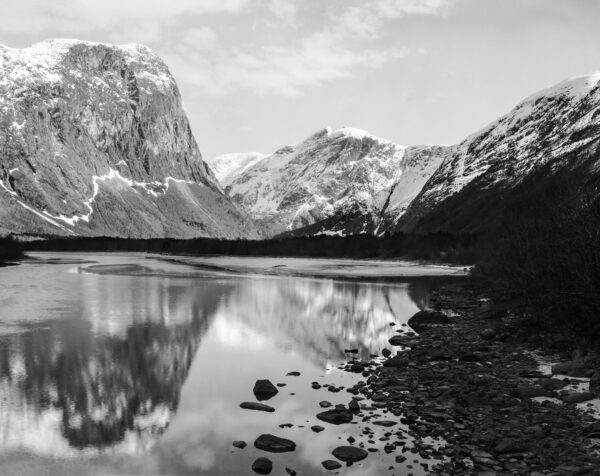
[217,127,448,237]
[0,39,258,238]
[398,72,600,233]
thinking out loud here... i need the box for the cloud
[332,0,452,39]
[167,0,450,96]
[0,0,251,43]
[180,27,218,51]
[169,39,408,97]
[265,0,298,26]
[0,0,451,97]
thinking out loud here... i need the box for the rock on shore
[341,285,600,474]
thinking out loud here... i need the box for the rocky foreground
[238,283,600,475]
[349,284,600,475]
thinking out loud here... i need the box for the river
[0,252,464,475]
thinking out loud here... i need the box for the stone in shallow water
[332,446,368,464]
[287,371,301,376]
[319,400,333,408]
[254,434,296,453]
[372,420,397,427]
[253,380,279,401]
[240,402,275,412]
[252,457,272,474]
[232,440,247,449]
[407,310,449,332]
[322,460,342,470]
[311,425,325,433]
[317,409,354,425]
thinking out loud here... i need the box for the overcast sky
[1,0,599,158]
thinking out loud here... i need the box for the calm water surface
[0,252,452,475]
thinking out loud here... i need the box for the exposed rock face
[214,127,448,237]
[205,152,267,187]
[397,72,600,233]
[0,39,258,238]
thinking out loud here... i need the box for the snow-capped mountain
[398,72,600,233]
[221,126,449,237]
[205,152,267,187]
[0,39,258,238]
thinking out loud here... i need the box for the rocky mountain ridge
[397,71,600,233]
[0,39,258,238]
[215,71,600,238]
[212,126,449,237]
[3,39,598,240]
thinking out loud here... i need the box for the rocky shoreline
[344,283,600,475]
[235,281,600,475]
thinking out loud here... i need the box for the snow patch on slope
[0,39,175,94]
[1,169,205,233]
[0,179,73,233]
[205,152,267,186]
[222,126,448,236]
[41,170,201,226]
[524,71,600,103]
[399,70,600,231]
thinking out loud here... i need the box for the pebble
[252,457,272,475]
[321,460,342,470]
[240,402,275,412]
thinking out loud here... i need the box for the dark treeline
[0,237,24,264]
[19,232,478,264]
[475,161,600,345]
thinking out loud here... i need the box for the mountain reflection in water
[0,254,444,474]
[0,273,224,454]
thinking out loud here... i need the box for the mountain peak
[0,38,257,239]
[219,125,448,237]
[523,71,600,104]
[2,38,160,62]
[205,152,267,185]
[0,39,174,93]
[330,126,379,141]
[398,68,600,234]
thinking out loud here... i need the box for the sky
[1,0,600,159]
